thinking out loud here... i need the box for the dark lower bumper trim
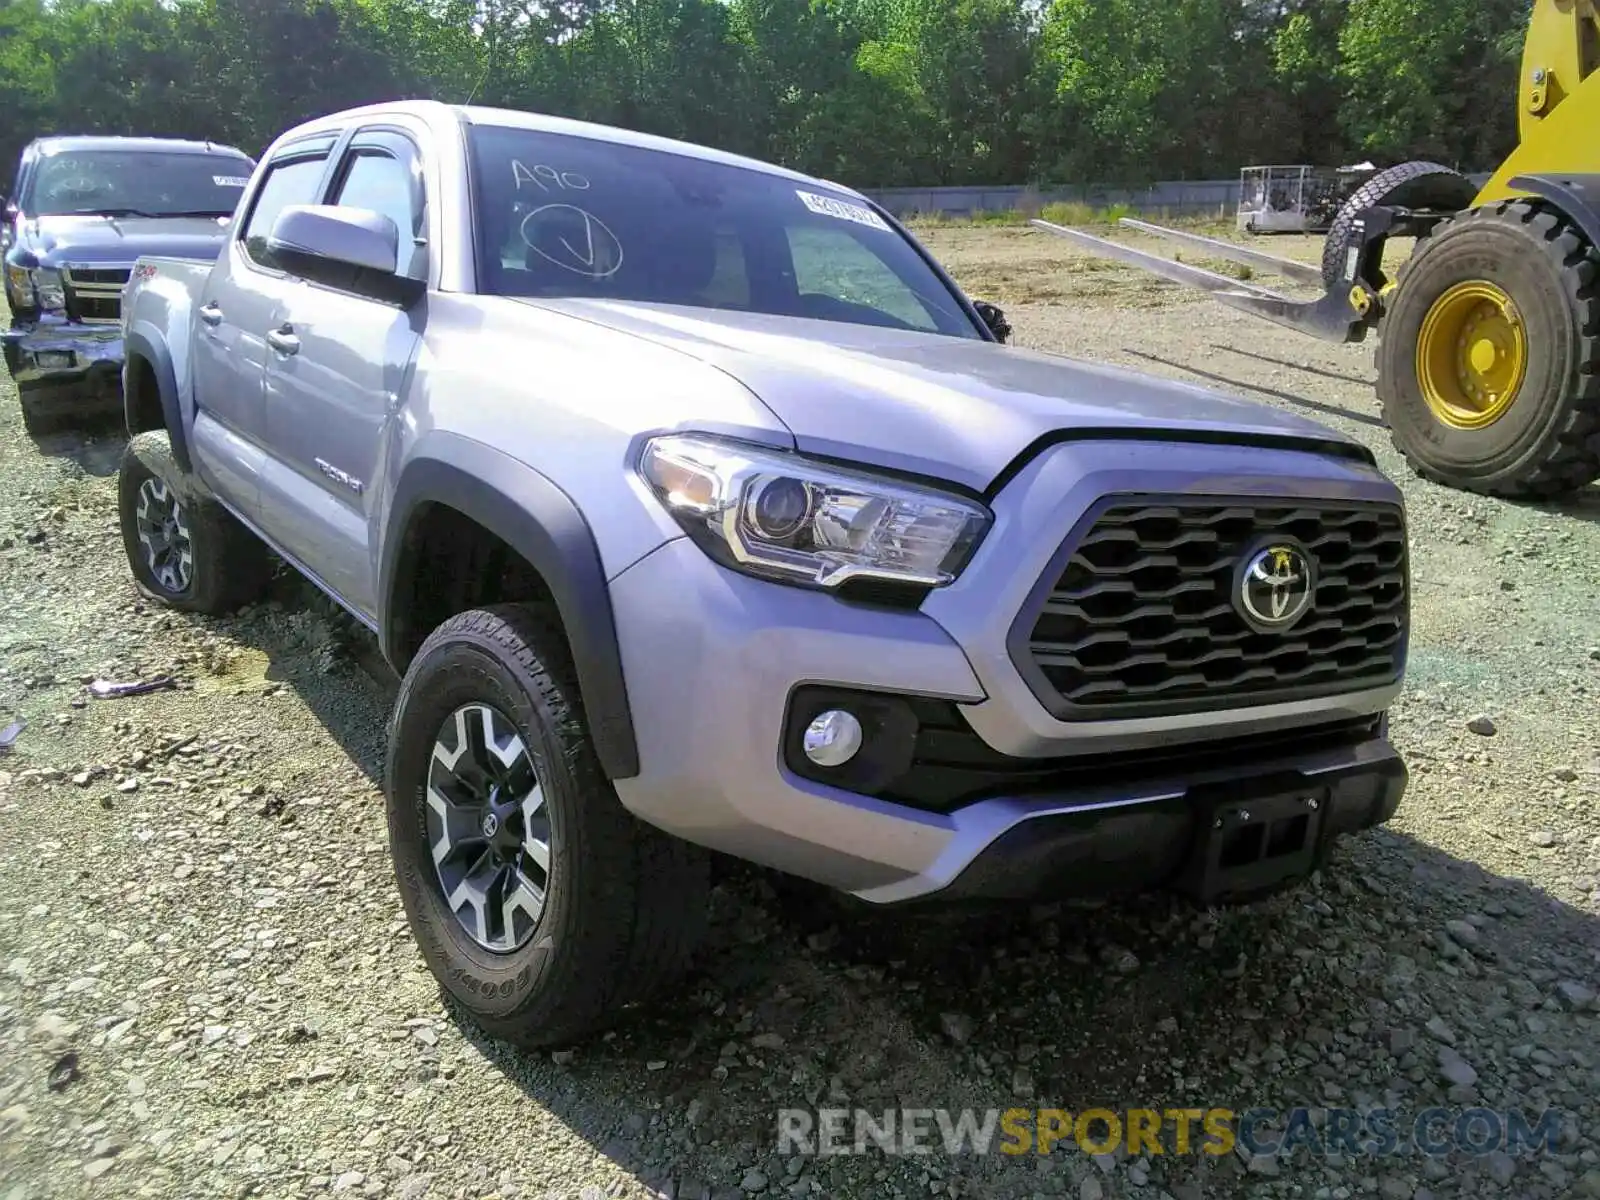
[899,750,1406,906]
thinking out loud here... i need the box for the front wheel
[116,430,274,613]
[385,603,710,1049]
[1374,200,1600,498]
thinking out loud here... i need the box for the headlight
[3,262,28,305]
[32,266,66,311]
[637,432,991,590]
[2,263,65,311]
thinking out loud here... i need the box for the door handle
[266,325,300,356]
[198,302,223,327]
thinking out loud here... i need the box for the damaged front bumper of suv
[607,435,1411,910]
[2,312,124,404]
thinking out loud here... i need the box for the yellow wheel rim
[1415,280,1528,430]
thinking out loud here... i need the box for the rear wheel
[116,430,274,613]
[1320,161,1479,288]
[1374,200,1600,498]
[18,393,64,439]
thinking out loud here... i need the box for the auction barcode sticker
[214,175,249,187]
[796,189,889,232]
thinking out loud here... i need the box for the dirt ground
[1,223,1598,1200]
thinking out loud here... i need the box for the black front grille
[65,266,132,286]
[1014,499,1408,718]
[63,266,131,324]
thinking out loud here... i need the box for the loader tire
[1320,162,1479,288]
[1374,200,1600,499]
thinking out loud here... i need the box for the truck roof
[271,99,867,203]
[27,135,252,159]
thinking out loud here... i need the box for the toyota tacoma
[116,101,1411,1048]
[3,135,255,434]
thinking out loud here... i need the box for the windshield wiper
[160,210,235,218]
[61,207,163,218]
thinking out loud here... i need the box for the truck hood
[520,298,1368,492]
[16,214,230,268]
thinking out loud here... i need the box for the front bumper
[3,315,123,399]
[607,437,1409,905]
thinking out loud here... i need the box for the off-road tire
[1375,200,1600,498]
[18,393,66,439]
[385,603,711,1050]
[1320,161,1479,288]
[116,429,274,613]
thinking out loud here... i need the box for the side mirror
[974,300,1011,344]
[266,204,422,304]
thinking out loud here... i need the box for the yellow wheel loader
[1036,0,1600,501]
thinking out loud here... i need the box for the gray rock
[1486,1152,1516,1187]
[741,1169,769,1193]
[1438,1052,1478,1088]
[1466,715,1496,736]
[1079,1177,1104,1200]
[1443,920,1481,950]
[1555,981,1596,1010]
[939,1013,973,1045]
[1530,830,1558,847]
[1244,1153,1280,1177]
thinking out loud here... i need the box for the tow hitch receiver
[1175,786,1325,904]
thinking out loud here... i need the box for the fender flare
[1508,173,1600,255]
[378,433,640,780]
[122,327,193,473]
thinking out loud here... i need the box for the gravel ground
[1,225,1599,1200]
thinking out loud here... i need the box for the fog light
[802,709,863,767]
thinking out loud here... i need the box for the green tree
[1338,0,1527,167]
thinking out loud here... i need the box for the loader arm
[1475,0,1600,206]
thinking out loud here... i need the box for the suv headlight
[3,262,65,312]
[32,266,66,311]
[638,432,991,590]
[3,262,29,307]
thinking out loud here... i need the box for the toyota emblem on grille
[1236,541,1315,631]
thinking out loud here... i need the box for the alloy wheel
[134,477,194,593]
[425,702,552,953]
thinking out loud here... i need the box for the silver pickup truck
[118,100,1411,1049]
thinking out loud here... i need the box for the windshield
[24,150,254,218]
[467,123,982,339]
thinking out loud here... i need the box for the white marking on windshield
[519,204,623,278]
[512,160,591,193]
